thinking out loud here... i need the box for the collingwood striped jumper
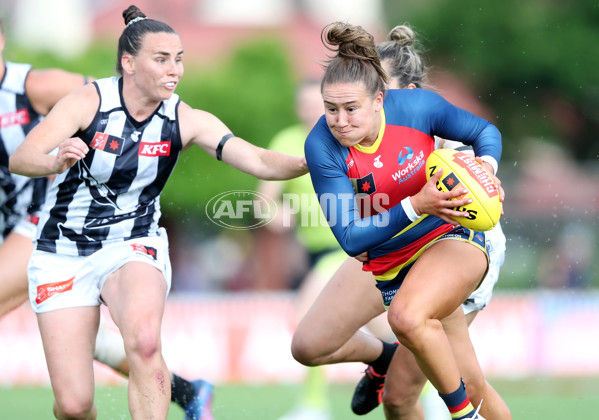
[36,77,182,256]
[0,61,47,237]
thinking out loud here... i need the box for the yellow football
[426,149,501,231]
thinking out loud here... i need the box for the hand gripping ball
[426,149,501,231]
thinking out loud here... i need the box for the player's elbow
[337,239,364,257]
[8,153,24,176]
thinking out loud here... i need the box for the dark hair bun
[122,5,146,25]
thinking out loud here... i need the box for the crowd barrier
[1,290,598,385]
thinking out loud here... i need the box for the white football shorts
[28,228,172,313]
[462,222,506,315]
[11,214,40,240]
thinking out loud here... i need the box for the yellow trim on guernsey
[354,108,386,154]
[375,227,488,282]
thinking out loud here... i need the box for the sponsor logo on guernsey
[451,153,498,198]
[139,141,171,157]
[91,132,125,156]
[397,147,414,165]
[391,149,425,184]
[35,277,74,304]
[373,155,383,168]
[0,109,30,128]
[350,172,377,195]
[131,243,158,260]
[131,131,141,142]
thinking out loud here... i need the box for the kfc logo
[139,141,171,157]
[0,109,30,128]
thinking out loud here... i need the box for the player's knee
[124,327,161,362]
[55,395,95,419]
[291,333,320,366]
[387,309,422,347]
[291,328,336,366]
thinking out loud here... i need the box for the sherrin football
[425,149,501,231]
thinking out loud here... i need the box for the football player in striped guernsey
[9,5,306,420]
[0,14,221,420]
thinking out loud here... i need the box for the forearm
[258,151,307,180]
[321,193,413,256]
[9,143,57,177]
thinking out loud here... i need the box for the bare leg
[291,257,386,366]
[101,262,170,419]
[444,310,512,419]
[94,319,129,373]
[383,309,511,420]
[382,344,427,420]
[38,307,99,419]
[93,308,214,418]
[387,240,486,394]
[0,231,33,317]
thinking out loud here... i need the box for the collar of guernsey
[353,108,386,154]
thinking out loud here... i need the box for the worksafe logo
[205,190,278,230]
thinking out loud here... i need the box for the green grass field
[2,378,599,419]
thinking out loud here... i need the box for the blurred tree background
[383,0,599,161]
[382,0,599,290]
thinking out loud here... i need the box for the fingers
[436,187,472,221]
[429,167,443,182]
[60,137,89,159]
[55,137,89,173]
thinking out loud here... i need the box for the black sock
[171,373,196,408]
[369,341,399,375]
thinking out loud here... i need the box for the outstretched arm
[178,102,307,180]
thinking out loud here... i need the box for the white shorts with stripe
[28,228,172,313]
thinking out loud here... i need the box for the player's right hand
[54,137,89,173]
